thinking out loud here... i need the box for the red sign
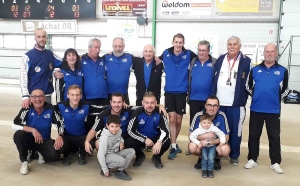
[102,0,147,17]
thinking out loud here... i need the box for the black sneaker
[77,153,86,165]
[62,157,71,166]
[214,158,221,171]
[152,156,163,169]
[133,153,146,167]
[207,170,214,178]
[202,170,207,178]
[194,158,202,169]
[115,170,132,180]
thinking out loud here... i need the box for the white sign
[21,20,77,34]
[186,35,219,58]
[241,43,267,66]
[160,0,211,16]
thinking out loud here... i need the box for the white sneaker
[37,152,45,164]
[20,161,29,175]
[270,163,283,174]
[244,159,258,169]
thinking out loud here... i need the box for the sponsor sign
[21,20,77,34]
[216,0,273,16]
[241,43,268,66]
[102,0,147,17]
[160,0,211,16]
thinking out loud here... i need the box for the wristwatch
[207,139,211,146]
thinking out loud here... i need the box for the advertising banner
[216,0,273,16]
[21,20,77,34]
[102,0,147,17]
[160,0,211,16]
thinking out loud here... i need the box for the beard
[113,50,124,57]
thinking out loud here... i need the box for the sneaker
[133,153,146,167]
[27,150,32,163]
[230,158,240,166]
[185,149,191,155]
[37,152,45,164]
[244,159,258,169]
[270,163,283,174]
[152,156,163,169]
[207,170,214,178]
[214,158,221,171]
[202,170,207,178]
[194,157,202,169]
[77,153,86,165]
[176,144,182,153]
[115,170,132,180]
[20,161,29,175]
[62,156,71,166]
[168,148,178,160]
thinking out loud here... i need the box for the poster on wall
[216,0,273,16]
[241,43,267,66]
[102,0,147,17]
[159,0,211,16]
[186,35,219,58]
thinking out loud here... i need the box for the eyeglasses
[30,95,45,99]
[198,49,208,53]
[205,104,219,109]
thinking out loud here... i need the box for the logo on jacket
[99,62,103,66]
[44,114,50,118]
[207,63,212,67]
[258,70,262,73]
[65,109,69,112]
[31,112,34,116]
[139,119,145,124]
[121,116,126,121]
[122,58,127,62]
[78,72,82,76]
[194,64,197,67]
[35,66,41,72]
[182,55,186,59]
[66,73,70,76]
[109,58,113,61]
[215,122,220,127]
[153,117,156,121]
[83,61,87,64]
[78,110,84,114]
[274,71,280,75]
[167,54,170,57]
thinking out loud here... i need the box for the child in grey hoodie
[97,115,135,180]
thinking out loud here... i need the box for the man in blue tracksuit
[56,85,108,166]
[12,89,64,175]
[20,28,61,108]
[212,36,251,167]
[102,37,134,105]
[159,33,197,160]
[244,44,289,174]
[126,91,171,169]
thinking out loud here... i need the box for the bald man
[132,44,164,106]
[245,43,289,174]
[20,28,61,108]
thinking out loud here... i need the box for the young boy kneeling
[190,113,226,178]
[97,115,135,180]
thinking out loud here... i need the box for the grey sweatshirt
[97,128,124,173]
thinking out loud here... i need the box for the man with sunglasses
[189,96,230,170]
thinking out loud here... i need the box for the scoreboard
[0,0,96,19]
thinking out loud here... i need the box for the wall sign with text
[102,0,147,17]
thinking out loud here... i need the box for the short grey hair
[112,37,125,47]
[88,38,101,48]
[227,36,241,45]
[198,40,210,51]
[143,44,156,55]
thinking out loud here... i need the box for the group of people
[12,28,289,180]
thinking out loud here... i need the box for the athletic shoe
[27,150,32,163]
[133,153,146,167]
[244,159,258,169]
[176,144,182,153]
[207,170,214,178]
[115,170,132,180]
[194,157,202,169]
[168,148,178,160]
[185,149,191,155]
[202,170,207,178]
[270,163,283,174]
[77,153,86,165]
[230,158,240,166]
[37,152,45,164]
[152,156,163,169]
[214,158,221,170]
[20,161,29,175]
[62,156,71,166]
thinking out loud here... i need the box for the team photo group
[13,28,289,180]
